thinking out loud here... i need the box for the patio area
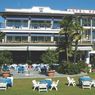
[0,73,95,95]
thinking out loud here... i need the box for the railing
[0,22,61,30]
[0,42,56,46]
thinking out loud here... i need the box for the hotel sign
[67,9,95,14]
[39,8,43,12]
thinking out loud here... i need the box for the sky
[0,0,95,21]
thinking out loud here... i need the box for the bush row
[56,61,87,75]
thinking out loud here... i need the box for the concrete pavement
[10,69,87,79]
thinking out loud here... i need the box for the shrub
[41,49,59,70]
[57,61,86,75]
[26,60,32,65]
[0,51,13,66]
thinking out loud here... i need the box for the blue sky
[0,0,95,21]
[0,0,95,11]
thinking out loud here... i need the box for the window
[54,36,59,42]
[22,20,28,27]
[7,36,12,42]
[7,20,21,28]
[15,36,21,42]
[82,29,91,40]
[92,19,95,26]
[22,36,28,42]
[31,34,51,43]
[31,36,38,42]
[53,21,60,29]
[92,30,95,40]
[30,20,51,29]
[82,18,91,26]
[7,35,28,43]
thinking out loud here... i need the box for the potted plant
[41,49,59,77]
[47,70,55,77]
[1,63,11,78]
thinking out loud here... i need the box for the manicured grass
[0,75,95,95]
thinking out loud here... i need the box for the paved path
[10,69,87,79]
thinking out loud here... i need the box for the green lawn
[0,74,95,95]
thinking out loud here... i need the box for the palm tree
[59,15,83,63]
[59,15,74,63]
[72,18,83,64]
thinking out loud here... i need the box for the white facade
[0,6,95,51]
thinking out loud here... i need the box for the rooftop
[0,6,95,17]
[5,6,74,14]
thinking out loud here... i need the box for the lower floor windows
[7,36,28,43]
[7,35,52,43]
[31,36,51,43]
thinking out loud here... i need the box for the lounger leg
[55,87,58,90]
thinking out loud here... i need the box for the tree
[0,51,13,66]
[59,15,74,63]
[59,15,83,63]
[0,32,5,42]
[41,49,59,69]
[72,18,83,64]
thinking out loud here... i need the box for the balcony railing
[0,22,61,30]
[0,41,56,46]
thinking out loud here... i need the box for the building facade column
[51,36,54,42]
[51,18,54,29]
[4,35,7,43]
[28,17,31,29]
[80,17,83,43]
[28,34,31,43]
[91,18,93,44]
[4,18,7,28]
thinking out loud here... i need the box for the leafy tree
[0,32,5,42]
[41,49,59,68]
[0,51,13,66]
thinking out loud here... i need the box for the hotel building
[0,6,95,63]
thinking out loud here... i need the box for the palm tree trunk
[65,33,69,63]
[73,41,78,64]
[66,47,69,63]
